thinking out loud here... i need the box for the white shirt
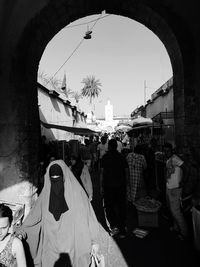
[166,154,184,189]
[117,141,123,153]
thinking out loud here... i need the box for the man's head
[134,145,143,155]
[108,139,117,151]
[101,136,106,144]
[84,139,90,146]
[163,142,173,159]
[70,154,78,166]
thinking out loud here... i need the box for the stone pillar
[0,52,39,219]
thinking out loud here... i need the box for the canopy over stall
[41,121,99,136]
[115,124,133,132]
[129,116,153,127]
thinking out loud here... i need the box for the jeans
[166,187,188,237]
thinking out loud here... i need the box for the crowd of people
[35,132,200,243]
[0,132,200,266]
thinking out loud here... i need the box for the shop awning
[115,124,133,132]
[40,121,99,136]
[129,116,152,127]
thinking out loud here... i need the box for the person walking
[126,145,147,204]
[80,139,92,171]
[69,155,85,191]
[17,160,100,267]
[88,136,98,172]
[97,136,108,170]
[116,136,123,153]
[100,139,129,238]
[163,143,189,240]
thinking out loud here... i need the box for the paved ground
[90,168,200,267]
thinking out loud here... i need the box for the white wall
[38,86,87,141]
[146,89,174,118]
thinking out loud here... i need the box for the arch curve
[14,0,185,148]
[1,0,197,200]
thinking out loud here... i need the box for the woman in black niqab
[49,164,69,221]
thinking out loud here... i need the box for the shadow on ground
[90,168,200,267]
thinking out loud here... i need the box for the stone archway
[0,0,198,205]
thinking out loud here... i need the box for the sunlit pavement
[90,167,200,267]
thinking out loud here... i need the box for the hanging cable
[46,38,84,85]
[65,14,111,28]
[46,13,105,85]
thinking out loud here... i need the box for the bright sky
[39,13,172,118]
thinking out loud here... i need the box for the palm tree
[49,77,61,91]
[81,75,102,105]
[38,71,48,85]
[64,87,73,99]
[72,91,83,104]
[38,71,62,92]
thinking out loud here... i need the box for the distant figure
[121,142,131,159]
[70,155,84,187]
[97,136,108,169]
[100,139,129,238]
[88,136,98,171]
[116,137,123,153]
[143,142,157,198]
[0,204,27,267]
[80,139,92,170]
[70,155,93,201]
[163,143,188,240]
[126,145,147,204]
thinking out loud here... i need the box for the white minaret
[105,99,113,122]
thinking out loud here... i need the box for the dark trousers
[104,186,126,232]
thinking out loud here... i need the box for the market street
[91,169,200,267]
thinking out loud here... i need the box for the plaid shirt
[126,152,147,203]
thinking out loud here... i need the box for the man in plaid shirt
[126,145,147,204]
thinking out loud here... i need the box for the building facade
[38,83,87,141]
[88,100,131,133]
[130,77,174,146]
[131,78,173,119]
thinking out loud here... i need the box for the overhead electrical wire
[46,38,84,84]
[65,14,111,28]
[46,13,111,85]
[0,15,110,158]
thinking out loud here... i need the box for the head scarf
[22,160,99,267]
[49,164,69,221]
